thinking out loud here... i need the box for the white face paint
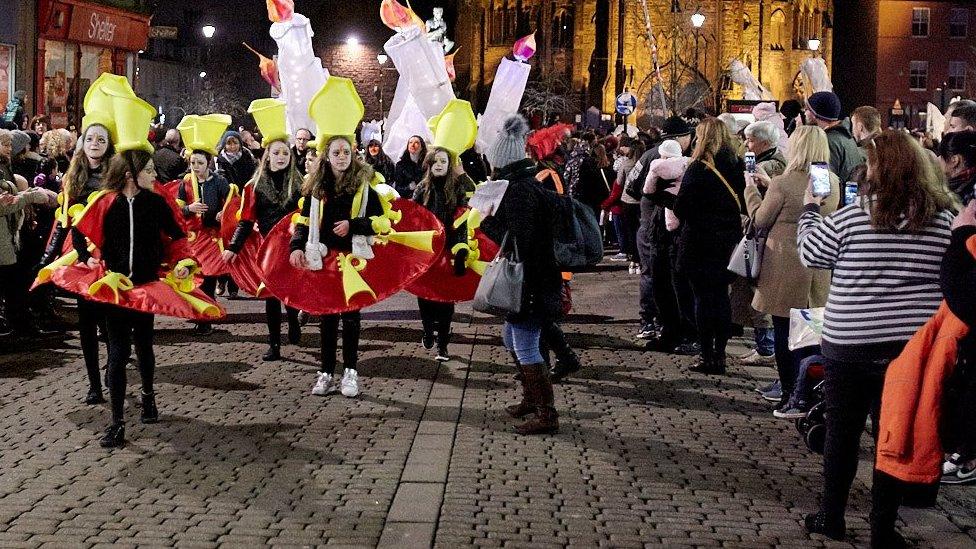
[136,159,157,190]
[189,153,210,179]
[268,141,291,172]
[430,151,450,177]
[328,139,352,173]
[83,125,110,162]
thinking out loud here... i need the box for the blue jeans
[503,320,544,365]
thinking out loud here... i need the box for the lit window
[948,61,967,91]
[950,8,969,38]
[912,8,930,37]
[909,60,928,90]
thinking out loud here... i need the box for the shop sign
[64,2,149,51]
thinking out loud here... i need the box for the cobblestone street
[1,264,975,548]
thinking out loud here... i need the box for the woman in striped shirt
[797,130,958,542]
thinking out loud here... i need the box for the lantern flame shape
[266,0,294,22]
[243,43,281,92]
[512,32,536,62]
[380,0,424,33]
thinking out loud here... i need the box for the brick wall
[318,42,399,123]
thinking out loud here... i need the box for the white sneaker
[311,372,334,396]
[739,349,774,365]
[609,253,628,262]
[340,368,359,397]
[435,351,450,362]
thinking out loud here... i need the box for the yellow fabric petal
[337,253,376,305]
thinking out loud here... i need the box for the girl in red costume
[73,150,197,447]
[221,138,303,360]
[411,147,476,361]
[290,135,385,398]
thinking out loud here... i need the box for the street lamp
[201,25,216,39]
[199,71,207,78]
[377,53,388,65]
[808,37,821,51]
[346,36,360,47]
[691,11,705,28]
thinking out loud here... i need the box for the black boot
[287,319,301,345]
[140,391,158,424]
[550,353,581,383]
[804,512,846,541]
[84,386,106,405]
[435,330,451,362]
[262,344,281,361]
[99,423,125,448]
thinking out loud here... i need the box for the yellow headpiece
[308,77,364,152]
[177,114,232,156]
[104,87,155,154]
[247,98,289,147]
[428,99,478,157]
[82,73,137,145]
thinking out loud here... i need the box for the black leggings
[265,298,299,346]
[417,298,453,339]
[105,306,155,425]
[320,311,361,375]
[78,298,106,392]
[688,272,732,360]
[819,358,888,525]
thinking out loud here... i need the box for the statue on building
[425,7,454,53]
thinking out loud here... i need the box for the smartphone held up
[810,162,831,197]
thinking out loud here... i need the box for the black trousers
[320,311,361,375]
[635,224,656,326]
[78,298,106,392]
[0,263,29,332]
[819,358,889,524]
[105,306,155,425]
[265,298,299,347]
[540,321,578,367]
[417,298,454,343]
[688,271,732,360]
[772,315,818,398]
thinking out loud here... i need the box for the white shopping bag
[788,307,824,351]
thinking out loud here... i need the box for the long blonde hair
[863,130,958,231]
[783,126,830,175]
[691,118,737,164]
[250,140,302,205]
[302,136,373,199]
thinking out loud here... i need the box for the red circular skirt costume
[41,189,226,321]
[258,191,446,316]
[405,206,499,303]
[217,181,271,299]
[162,176,233,278]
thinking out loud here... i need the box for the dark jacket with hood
[394,154,424,198]
[227,166,303,253]
[479,159,563,323]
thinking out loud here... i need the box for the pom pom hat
[486,114,529,170]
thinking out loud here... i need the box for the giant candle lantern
[476,32,536,154]
[269,11,329,136]
[800,57,833,94]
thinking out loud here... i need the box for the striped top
[797,202,954,362]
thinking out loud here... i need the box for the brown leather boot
[505,363,534,418]
[514,363,559,435]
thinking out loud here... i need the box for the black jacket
[480,159,563,323]
[292,146,309,176]
[394,157,424,198]
[226,169,302,253]
[153,145,187,182]
[75,190,186,285]
[412,174,474,249]
[949,171,976,205]
[672,148,746,277]
[216,150,257,187]
[365,155,395,184]
[177,172,230,229]
[289,183,384,253]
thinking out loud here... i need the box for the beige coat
[745,170,839,318]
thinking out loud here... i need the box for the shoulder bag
[473,232,524,316]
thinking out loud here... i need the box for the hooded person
[470,114,563,435]
[256,77,445,398]
[45,83,224,448]
[405,100,497,361]
[220,98,305,361]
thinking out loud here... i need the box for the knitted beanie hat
[658,139,683,159]
[11,130,30,157]
[807,91,842,122]
[486,115,530,170]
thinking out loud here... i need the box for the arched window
[551,7,575,48]
[743,13,752,31]
[770,9,786,49]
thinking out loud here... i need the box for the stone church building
[453,0,834,122]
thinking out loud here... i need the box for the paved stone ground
[1,264,975,548]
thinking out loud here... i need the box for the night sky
[150,0,459,102]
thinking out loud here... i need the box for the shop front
[36,0,149,128]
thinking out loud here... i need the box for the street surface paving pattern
[1,264,975,548]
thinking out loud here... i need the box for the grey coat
[0,181,47,266]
